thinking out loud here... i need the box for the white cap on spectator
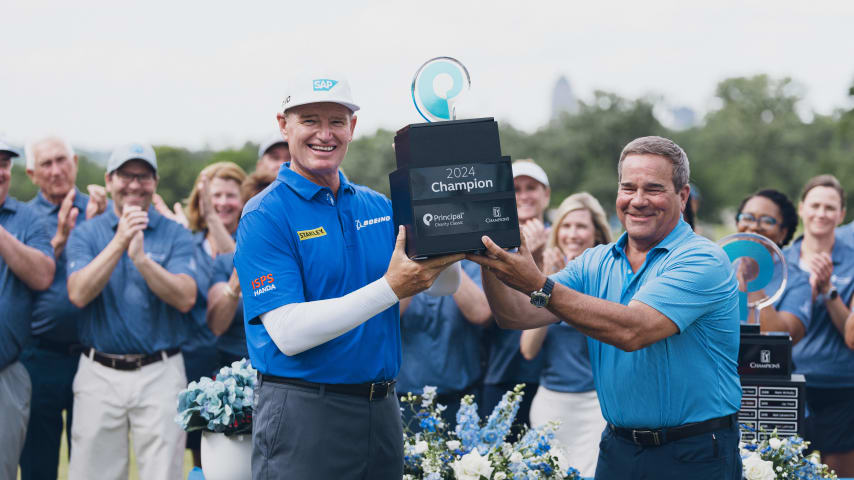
[512,159,549,187]
[258,132,287,159]
[282,74,360,113]
[0,140,20,158]
[107,143,157,174]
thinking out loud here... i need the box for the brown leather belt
[88,347,180,371]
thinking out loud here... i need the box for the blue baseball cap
[107,143,157,174]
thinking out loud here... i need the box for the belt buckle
[369,381,392,401]
[632,429,661,446]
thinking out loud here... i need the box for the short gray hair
[618,136,689,191]
[25,136,75,171]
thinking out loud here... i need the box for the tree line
[10,74,854,225]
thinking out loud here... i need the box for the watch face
[530,292,548,308]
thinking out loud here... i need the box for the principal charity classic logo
[355,215,391,230]
[423,212,464,227]
[313,79,338,91]
[252,274,276,296]
[297,226,327,241]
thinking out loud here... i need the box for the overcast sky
[2,0,853,152]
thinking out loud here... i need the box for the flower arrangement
[739,427,837,480]
[401,384,581,480]
[175,358,257,436]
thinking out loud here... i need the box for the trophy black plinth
[393,118,502,168]
[738,331,793,379]
[390,118,520,259]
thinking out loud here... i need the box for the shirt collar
[277,162,355,201]
[0,196,19,213]
[106,204,162,230]
[35,188,88,213]
[610,218,691,258]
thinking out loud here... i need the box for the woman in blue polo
[519,192,610,478]
[206,169,275,369]
[783,175,854,476]
[181,161,247,467]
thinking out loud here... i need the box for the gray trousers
[0,361,31,480]
[252,379,403,480]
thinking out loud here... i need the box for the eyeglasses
[114,170,155,185]
[737,213,779,228]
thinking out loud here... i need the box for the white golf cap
[258,132,287,158]
[282,74,360,113]
[0,140,19,158]
[107,143,157,174]
[512,159,549,188]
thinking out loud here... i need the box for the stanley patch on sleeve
[297,226,327,241]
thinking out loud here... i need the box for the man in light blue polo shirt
[0,140,55,480]
[468,136,742,479]
[19,136,107,480]
[234,73,463,479]
[65,143,197,480]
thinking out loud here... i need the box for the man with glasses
[0,140,55,480]
[65,144,197,480]
[18,136,107,480]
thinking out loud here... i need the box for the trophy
[720,232,792,378]
[720,232,805,439]
[389,57,520,259]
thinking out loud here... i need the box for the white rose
[414,441,429,455]
[446,440,461,451]
[509,451,523,463]
[494,472,507,480]
[452,449,494,480]
[768,437,785,450]
[743,453,775,480]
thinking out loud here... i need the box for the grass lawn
[18,413,195,480]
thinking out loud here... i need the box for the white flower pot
[201,431,253,480]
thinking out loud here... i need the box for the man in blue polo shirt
[0,140,56,480]
[65,143,197,480]
[469,136,742,479]
[19,136,107,480]
[233,73,463,479]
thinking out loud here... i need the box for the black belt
[88,347,181,371]
[609,413,736,446]
[260,374,396,401]
[34,338,82,356]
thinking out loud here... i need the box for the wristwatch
[530,277,555,308]
[818,286,839,304]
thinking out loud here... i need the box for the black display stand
[737,325,805,440]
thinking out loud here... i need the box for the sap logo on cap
[313,79,338,91]
[130,144,145,154]
[422,213,433,226]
